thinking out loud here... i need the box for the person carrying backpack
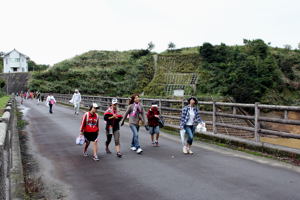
[45,93,56,114]
[147,102,161,147]
[80,103,100,161]
[104,98,123,158]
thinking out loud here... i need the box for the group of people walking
[44,89,204,161]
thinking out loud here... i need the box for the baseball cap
[92,103,99,109]
[151,101,158,107]
[112,98,118,104]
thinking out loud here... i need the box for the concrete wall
[0,98,24,200]
[0,72,30,94]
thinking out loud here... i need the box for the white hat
[112,98,118,104]
[92,103,99,108]
[75,89,79,92]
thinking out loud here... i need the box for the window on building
[15,58,20,62]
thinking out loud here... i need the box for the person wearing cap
[180,97,203,154]
[104,98,123,157]
[120,94,148,154]
[80,103,100,161]
[147,102,161,147]
[70,89,82,115]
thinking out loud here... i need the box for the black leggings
[49,104,53,113]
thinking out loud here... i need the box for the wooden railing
[53,94,300,143]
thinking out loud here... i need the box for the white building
[3,49,29,73]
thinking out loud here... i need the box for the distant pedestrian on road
[36,91,41,105]
[69,89,81,115]
[104,98,123,157]
[80,103,100,161]
[45,93,56,114]
[180,97,203,154]
[147,102,161,147]
[121,94,148,154]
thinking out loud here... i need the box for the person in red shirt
[80,103,100,161]
[147,102,160,147]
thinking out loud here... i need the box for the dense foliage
[198,39,300,104]
[28,60,49,71]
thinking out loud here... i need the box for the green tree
[168,42,176,50]
[147,42,155,51]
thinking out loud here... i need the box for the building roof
[4,49,29,59]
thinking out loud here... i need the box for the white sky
[1,0,299,65]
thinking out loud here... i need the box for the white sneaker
[93,155,99,161]
[188,148,193,154]
[136,148,143,154]
[183,146,188,154]
[130,147,137,151]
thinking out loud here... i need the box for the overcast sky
[1,0,299,65]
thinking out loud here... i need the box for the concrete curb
[10,106,25,200]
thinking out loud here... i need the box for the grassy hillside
[29,50,154,96]
[29,40,300,105]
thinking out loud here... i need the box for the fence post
[233,106,236,115]
[284,110,288,119]
[254,102,260,142]
[159,99,162,114]
[213,101,217,134]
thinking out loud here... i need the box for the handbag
[196,122,207,133]
[158,116,165,128]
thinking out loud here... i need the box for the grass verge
[0,96,9,115]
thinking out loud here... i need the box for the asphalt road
[20,99,300,200]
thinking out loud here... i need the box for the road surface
[20,99,300,200]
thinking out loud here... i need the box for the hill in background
[29,39,300,105]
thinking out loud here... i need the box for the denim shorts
[149,126,160,135]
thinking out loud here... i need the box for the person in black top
[104,98,123,157]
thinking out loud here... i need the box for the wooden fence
[53,94,300,144]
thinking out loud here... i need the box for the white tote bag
[76,135,85,145]
[196,122,207,133]
[180,129,186,146]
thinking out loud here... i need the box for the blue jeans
[129,124,140,148]
[149,126,160,135]
[184,125,195,145]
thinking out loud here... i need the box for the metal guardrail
[0,100,14,200]
[51,93,300,143]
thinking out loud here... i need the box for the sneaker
[117,152,122,158]
[188,148,193,154]
[83,152,88,157]
[155,141,159,147]
[93,155,99,161]
[136,148,143,154]
[183,146,188,154]
[130,147,137,151]
[152,142,156,147]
